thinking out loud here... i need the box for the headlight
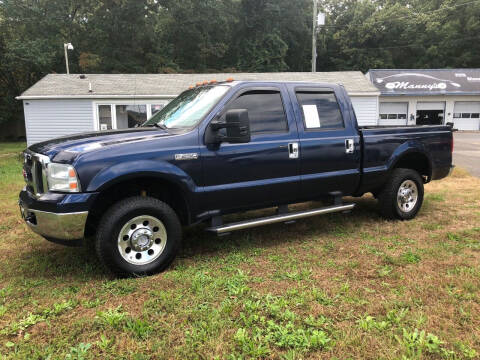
[47,163,81,192]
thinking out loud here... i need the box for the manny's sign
[367,69,480,95]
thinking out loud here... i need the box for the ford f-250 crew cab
[19,80,453,276]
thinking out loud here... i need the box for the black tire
[95,196,182,277]
[378,168,424,220]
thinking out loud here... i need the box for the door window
[296,91,344,129]
[224,90,288,134]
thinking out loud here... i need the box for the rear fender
[387,141,433,179]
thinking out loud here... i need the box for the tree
[1,0,480,130]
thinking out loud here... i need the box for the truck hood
[28,128,172,161]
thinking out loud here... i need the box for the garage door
[453,102,480,131]
[379,102,408,126]
[350,96,378,126]
[416,102,445,111]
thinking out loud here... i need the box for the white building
[367,69,480,131]
[17,72,380,146]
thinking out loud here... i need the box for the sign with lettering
[368,69,480,95]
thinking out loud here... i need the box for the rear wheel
[95,196,181,277]
[378,168,424,220]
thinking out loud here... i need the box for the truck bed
[357,125,453,194]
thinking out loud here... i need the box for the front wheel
[95,196,182,277]
[378,168,424,220]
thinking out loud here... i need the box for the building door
[379,102,408,126]
[453,102,480,130]
[416,102,445,125]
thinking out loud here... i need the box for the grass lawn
[0,142,479,359]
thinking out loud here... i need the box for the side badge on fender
[175,153,199,161]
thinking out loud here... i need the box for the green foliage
[125,318,153,340]
[65,343,92,360]
[395,328,456,359]
[96,306,128,329]
[232,293,333,357]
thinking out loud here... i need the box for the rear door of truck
[286,83,361,198]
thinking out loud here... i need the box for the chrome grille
[23,151,50,197]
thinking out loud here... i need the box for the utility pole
[311,0,317,72]
[312,2,325,73]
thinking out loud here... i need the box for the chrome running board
[206,203,355,234]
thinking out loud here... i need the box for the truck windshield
[143,85,229,129]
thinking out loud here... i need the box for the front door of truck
[200,85,300,212]
[287,85,361,199]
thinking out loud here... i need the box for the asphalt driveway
[453,132,480,177]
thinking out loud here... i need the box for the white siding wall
[350,96,378,126]
[23,99,94,146]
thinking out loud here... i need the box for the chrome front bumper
[19,201,88,241]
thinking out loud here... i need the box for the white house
[367,69,480,131]
[17,72,380,146]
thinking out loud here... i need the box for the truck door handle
[345,139,354,154]
[288,142,299,159]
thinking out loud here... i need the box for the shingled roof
[17,72,379,99]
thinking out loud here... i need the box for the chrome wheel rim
[118,215,167,265]
[397,180,418,213]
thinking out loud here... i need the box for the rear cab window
[295,90,344,130]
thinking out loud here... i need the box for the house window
[98,105,112,130]
[453,113,480,119]
[379,113,407,120]
[96,102,171,131]
[115,105,147,129]
[151,104,165,116]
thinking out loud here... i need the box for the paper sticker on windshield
[302,105,320,128]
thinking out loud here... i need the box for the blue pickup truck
[19,80,453,276]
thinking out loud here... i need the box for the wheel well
[85,177,190,238]
[393,152,431,182]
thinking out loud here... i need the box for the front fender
[86,159,198,194]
